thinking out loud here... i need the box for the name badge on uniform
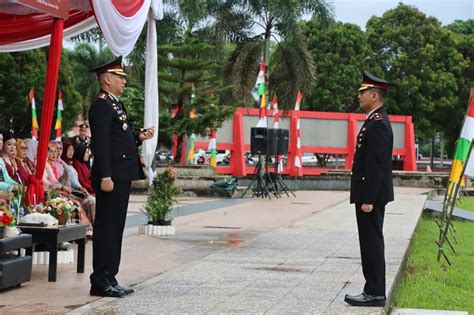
[123,123,128,131]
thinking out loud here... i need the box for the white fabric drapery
[143,13,159,184]
[91,0,163,57]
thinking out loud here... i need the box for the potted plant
[140,167,181,236]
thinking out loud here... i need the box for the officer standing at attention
[345,71,394,307]
[88,56,154,297]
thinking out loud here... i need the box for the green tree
[159,32,234,162]
[67,43,114,117]
[223,0,332,108]
[366,4,469,144]
[301,18,377,112]
[445,20,474,154]
[0,49,81,138]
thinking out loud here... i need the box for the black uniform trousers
[90,181,131,288]
[355,203,386,297]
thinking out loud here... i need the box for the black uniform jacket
[89,89,145,183]
[350,106,394,205]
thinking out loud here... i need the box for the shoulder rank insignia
[98,93,108,99]
[374,113,382,121]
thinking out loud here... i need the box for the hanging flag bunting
[54,90,63,141]
[294,90,303,168]
[208,130,217,168]
[29,88,39,140]
[450,90,474,182]
[187,83,197,163]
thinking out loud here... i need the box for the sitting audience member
[24,138,38,168]
[62,142,96,227]
[16,139,35,185]
[72,144,95,195]
[0,131,18,193]
[2,131,21,183]
[53,141,65,180]
[43,142,71,194]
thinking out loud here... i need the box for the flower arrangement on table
[0,206,15,238]
[0,206,15,227]
[44,197,74,225]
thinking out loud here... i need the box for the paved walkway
[68,188,427,315]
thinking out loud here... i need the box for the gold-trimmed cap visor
[91,56,127,76]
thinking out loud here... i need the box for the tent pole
[33,17,64,201]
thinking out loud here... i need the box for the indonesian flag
[450,89,474,183]
[294,90,303,168]
[208,130,217,168]
[54,90,63,141]
[29,88,39,140]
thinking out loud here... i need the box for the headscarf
[62,141,74,165]
[24,138,38,163]
[16,138,26,161]
[73,144,87,162]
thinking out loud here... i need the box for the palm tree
[222,0,333,108]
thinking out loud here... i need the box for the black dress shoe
[344,292,386,307]
[113,284,134,295]
[90,285,126,298]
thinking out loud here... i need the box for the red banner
[17,0,69,18]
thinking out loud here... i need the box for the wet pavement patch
[253,266,304,273]
[202,226,242,229]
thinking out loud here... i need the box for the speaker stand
[272,160,296,197]
[242,155,276,199]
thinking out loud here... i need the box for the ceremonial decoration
[54,90,63,141]
[29,88,39,140]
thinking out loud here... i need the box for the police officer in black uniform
[345,71,394,307]
[71,123,91,148]
[88,56,154,298]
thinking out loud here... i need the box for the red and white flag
[294,90,303,168]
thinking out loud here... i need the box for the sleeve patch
[373,113,382,121]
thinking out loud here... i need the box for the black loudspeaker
[277,129,289,155]
[267,128,278,156]
[251,127,268,155]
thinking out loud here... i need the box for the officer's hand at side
[101,179,114,192]
[139,126,155,141]
[361,203,374,213]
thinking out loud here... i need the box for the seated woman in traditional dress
[1,131,21,184]
[0,131,18,195]
[72,144,95,195]
[16,139,35,185]
[43,142,72,194]
[61,141,96,226]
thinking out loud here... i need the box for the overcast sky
[329,0,473,29]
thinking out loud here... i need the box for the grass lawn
[392,215,474,314]
[456,196,474,213]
